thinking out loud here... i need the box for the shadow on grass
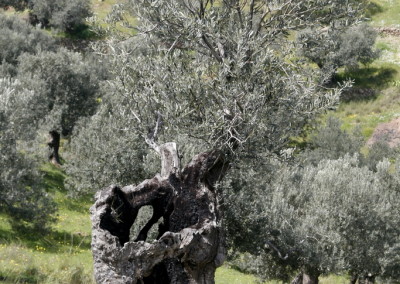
[0,226,91,253]
[0,268,44,284]
[335,66,398,102]
[41,162,93,213]
[340,87,378,103]
[67,24,100,40]
[57,195,93,214]
[41,163,66,192]
[336,66,398,90]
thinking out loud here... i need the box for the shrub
[299,116,364,166]
[0,14,54,74]
[0,80,56,232]
[16,49,104,136]
[297,24,380,82]
[30,0,92,32]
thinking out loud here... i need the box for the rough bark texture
[302,272,319,284]
[358,275,375,284]
[349,274,358,284]
[290,271,319,284]
[48,130,61,166]
[290,272,303,284]
[91,147,228,284]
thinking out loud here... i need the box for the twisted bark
[48,130,61,166]
[91,145,228,283]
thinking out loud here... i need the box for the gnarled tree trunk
[358,275,375,284]
[91,143,228,283]
[48,130,61,166]
[302,272,319,284]
[290,270,319,284]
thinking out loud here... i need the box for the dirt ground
[367,117,400,147]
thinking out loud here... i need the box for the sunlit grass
[216,266,263,284]
[331,32,400,138]
[0,243,94,284]
[90,0,137,36]
[370,0,400,27]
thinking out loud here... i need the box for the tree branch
[201,34,223,63]
[145,111,163,153]
[265,240,289,260]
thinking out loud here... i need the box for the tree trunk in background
[291,269,319,284]
[302,272,319,284]
[48,130,61,166]
[290,272,303,284]
[91,143,228,283]
[349,274,358,284]
[358,275,375,284]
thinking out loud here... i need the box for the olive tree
[297,23,380,84]
[29,0,92,32]
[0,0,92,32]
[299,116,364,166]
[0,79,56,232]
[0,14,55,76]
[83,0,367,283]
[13,49,104,165]
[224,154,400,284]
[0,0,30,11]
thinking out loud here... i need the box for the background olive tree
[0,79,56,232]
[297,24,380,84]
[0,0,92,32]
[11,49,107,164]
[224,118,400,283]
[29,0,92,32]
[0,14,55,76]
[66,0,361,195]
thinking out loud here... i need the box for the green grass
[331,32,400,137]
[90,0,137,36]
[216,266,263,284]
[370,0,400,27]
[327,0,400,138]
[0,164,94,283]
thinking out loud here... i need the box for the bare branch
[201,34,223,63]
[265,240,289,260]
[145,111,163,153]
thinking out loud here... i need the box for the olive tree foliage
[299,116,364,166]
[297,23,380,83]
[299,116,398,171]
[0,79,56,232]
[224,117,400,282]
[15,49,104,137]
[65,0,367,195]
[0,0,92,32]
[109,0,355,154]
[224,154,400,282]
[0,47,106,167]
[29,0,92,32]
[63,104,149,195]
[0,0,29,10]
[0,13,55,76]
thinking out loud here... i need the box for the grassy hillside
[0,164,93,283]
[334,0,400,137]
